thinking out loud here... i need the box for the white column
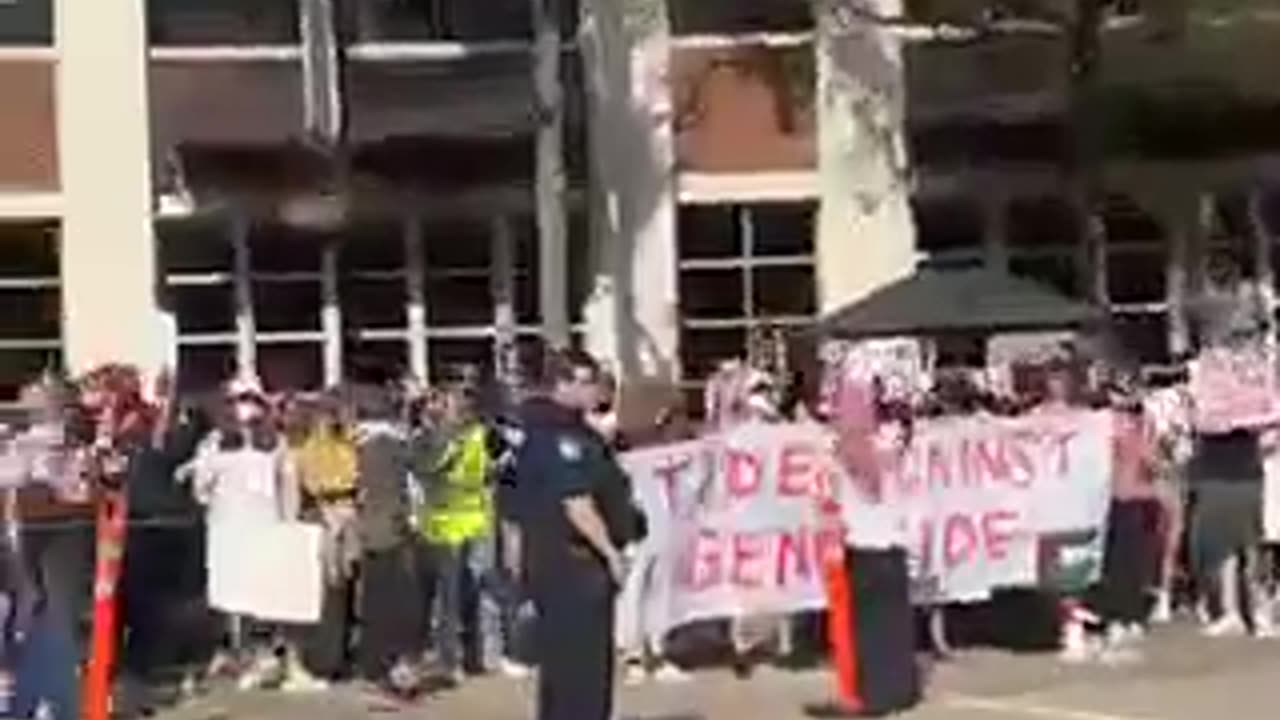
[321,241,342,387]
[532,0,570,348]
[579,0,679,384]
[491,216,518,386]
[230,214,257,377]
[404,214,428,382]
[55,0,167,377]
[813,0,917,312]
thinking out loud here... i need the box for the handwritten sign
[207,520,323,624]
[620,422,846,641]
[871,410,1113,601]
[618,412,1112,640]
[845,338,930,402]
[1190,346,1280,432]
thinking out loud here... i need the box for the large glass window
[147,0,299,46]
[913,195,983,255]
[1007,196,1078,249]
[161,211,579,391]
[341,223,406,334]
[669,0,811,35]
[343,0,541,43]
[418,214,552,382]
[1001,190,1171,366]
[0,0,52,46]
[0,221,61,401]
[424,220,493,329]
[160,216,237,392]
[250,222,324,390]
[676,202,816,408]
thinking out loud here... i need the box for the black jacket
[514,397,645,578]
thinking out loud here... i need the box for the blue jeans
[13,603,79,720]
[429,536,503,673]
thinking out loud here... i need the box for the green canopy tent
[811,267,1102,340]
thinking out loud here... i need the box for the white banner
[619,422,846,644]
[617,411,1113,641]
[207,520,323,624]
[872,410,1113,602]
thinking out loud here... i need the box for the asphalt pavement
[152,622,1280,720]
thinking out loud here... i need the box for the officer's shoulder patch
[502,426,526,447]
[557,435,583,462]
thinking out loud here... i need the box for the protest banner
[1190,345,1280,432]
[842,338,931,403]
[207,521,323,624]
[617,411,1112,640]
[985,331,1073,398]
[619,422,848,641]
[871,410,1113,602]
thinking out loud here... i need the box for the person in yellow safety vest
[416,380,501,685]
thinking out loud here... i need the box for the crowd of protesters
[1,322,1279,719]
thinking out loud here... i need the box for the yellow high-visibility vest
[420,423,493,545]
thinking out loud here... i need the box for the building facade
[3,0,1280,404]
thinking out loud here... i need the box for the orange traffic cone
[805,502,863,718]
[85,490,128,720]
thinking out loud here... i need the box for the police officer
[515,348,643,720]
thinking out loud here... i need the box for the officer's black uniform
[515,397,642,720]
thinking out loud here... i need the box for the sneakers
[179,672,201,700]
[652,663,692,684]
[206,649,238,679]
[1119,623,1145,644]
[236,652,282,691]
[1202,614,1248,638]
[1149,591,1173,624]
[388,659,421,693]
[499,658,533,679]
[1058,620,1095,664]
[236,666,267,692]
[623,659,692,685]
[1098,623,1142,666]
[623,660,648,686]
[281,669,330,693]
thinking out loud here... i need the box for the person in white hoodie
[189,377,319,691]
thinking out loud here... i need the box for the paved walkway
[154,623,1280,720]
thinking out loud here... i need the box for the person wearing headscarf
[190,375,315,691]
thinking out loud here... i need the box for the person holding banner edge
[1187,253,1274,638]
